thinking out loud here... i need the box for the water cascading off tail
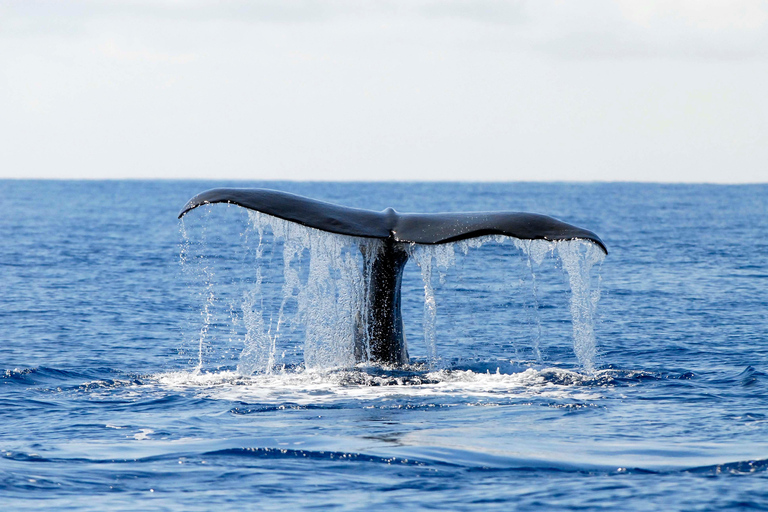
[237,212,375,373]
[178,188,607,374]
[186,213,606,375]
[407,237,605,372]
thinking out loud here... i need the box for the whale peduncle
[358,239,409,365]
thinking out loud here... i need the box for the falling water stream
[182,210,605,375]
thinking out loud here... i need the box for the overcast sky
[1,0,767,182]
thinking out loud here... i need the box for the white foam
[133,429,154,441]
[151,367,601,404]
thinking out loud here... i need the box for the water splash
[453,235,545,362]
[514,239,557,361]
[513,239,604,371]
[299,228,366,369]
[556,240,605,372]
[239,212,370,373]
[237,217,275,375]
[407,243,457,369]
[179,216,216,372]
[183,211,605,374]
[152,366,604,404]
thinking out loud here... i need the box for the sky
[1,0,767,182]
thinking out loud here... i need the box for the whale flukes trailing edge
[179,188,607,365]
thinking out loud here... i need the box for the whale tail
[179,188,607,365]
[179,188,607,253]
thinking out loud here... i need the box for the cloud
[523,0,768,60]
[414,0,526,24]
[617,0,768,31]
[0,0,524,25]
[4,0,767,61]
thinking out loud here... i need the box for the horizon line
[2,177,766,185]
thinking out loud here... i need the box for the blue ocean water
[1,180,767,511]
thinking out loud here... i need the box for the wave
[4,441,766,476]
[2,367,94,385]
[1,367,144,395]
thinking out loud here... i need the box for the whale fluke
[178,188,607,253]
[179,188,606,366]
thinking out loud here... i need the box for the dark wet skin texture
[179,188,607,253]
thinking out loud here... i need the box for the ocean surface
[2,180,767,511]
